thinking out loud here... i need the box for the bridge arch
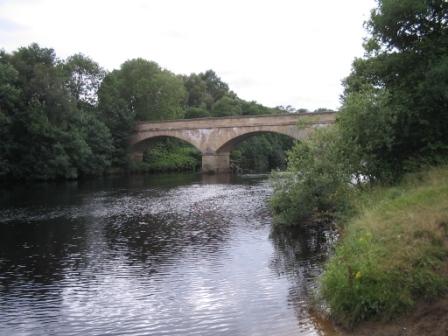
[131,134,203,154]
[215,129,299,154]
[130,133,204,162]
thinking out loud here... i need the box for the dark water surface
[0,174,337,336]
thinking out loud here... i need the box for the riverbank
[319,166,448,333]
[340,296,448,336]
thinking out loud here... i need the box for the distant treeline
[0,45,333,181]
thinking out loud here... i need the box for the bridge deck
[134,112,336,131]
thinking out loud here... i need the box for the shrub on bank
[270,126,353,226]
[319,166,448,327]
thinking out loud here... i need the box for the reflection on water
[0,173,338,336]
[270,226,339,335]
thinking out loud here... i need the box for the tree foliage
[63,53,105,107]
[0,44,112,180]
[100,59,186,122]
[211,94,242,117]
[271,126,352,225]
[272,0,448,226]
[343,0,448,178]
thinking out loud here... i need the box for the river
[0,173,338,336]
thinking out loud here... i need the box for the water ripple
[0,175,337,336]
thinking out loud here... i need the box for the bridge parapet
[134,112,335,132]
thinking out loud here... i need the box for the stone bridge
[130,112,336,173]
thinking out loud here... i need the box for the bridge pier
[202,152,230,174]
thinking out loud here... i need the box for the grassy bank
[319,166,448,327]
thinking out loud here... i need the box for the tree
[63,53,106,107]
[102,59,187,122]
[201,70,229,102]
[98,73,134,166]
[0,55,21,177]
[185,106,210,119]
[241,101,271,115]
[211,94,242,117]
[338,88,398,181]
[183,70,230,112]
[184,73,212,108]
[367,0,448,53]
[341,0,448,179]
[0,44,113,180]
[271,126,352,225]
[4,44,75,179]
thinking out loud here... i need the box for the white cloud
[0,0,376,110]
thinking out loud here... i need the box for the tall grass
[320,166,448,327]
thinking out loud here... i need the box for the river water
[0,174,337,336]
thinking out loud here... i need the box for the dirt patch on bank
[334,296,448,336]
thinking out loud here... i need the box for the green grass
[320,166,448,327]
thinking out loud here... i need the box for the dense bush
[271,126,353,226]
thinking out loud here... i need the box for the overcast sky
[0,0,376,110]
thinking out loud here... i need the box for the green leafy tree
[0,55,21,177]
[105,59,186,121]
[0,44,113,180]
[184,73,213,108]
[271,126,352,225]
[240,101,271,115]
[211,94,242,117]
[201,70,229,102]
[342,0,448,179]
[63,53,106,107]
[185,106,210,119]
[5,44,77,179]
[183,70,229,112]
[338,88,399,181]
[98,74,134,166]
